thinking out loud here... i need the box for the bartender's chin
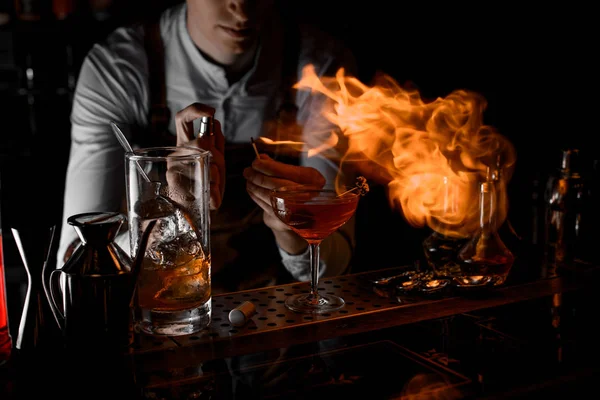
[227,38,256,54]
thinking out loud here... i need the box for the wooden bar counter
[1,258,599,399]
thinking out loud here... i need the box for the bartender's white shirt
[58,3,358,282]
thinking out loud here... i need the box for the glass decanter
[456,175,515,287]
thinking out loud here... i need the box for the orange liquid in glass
[137,255,211,311]
[273,191,359,242]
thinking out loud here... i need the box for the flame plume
[267,65,516,238]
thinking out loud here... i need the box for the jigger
[11,224,60,351]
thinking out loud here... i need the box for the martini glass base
[285,293,345,314]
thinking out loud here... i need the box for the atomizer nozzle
[198,115,213,137]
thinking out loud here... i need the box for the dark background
[0,1,597,336]
[289,1,598,269]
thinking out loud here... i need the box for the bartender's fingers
[243,170,297,197]
[174,104,225,209]
[175,102,215,143]
[244,154,325,188]
[246,182,271,214]
[245,179,276,210]
[246,182,289,231]
[183,117,225,208]
[196,118,225,150]
[250,154,325,186]
[197,119,225,175]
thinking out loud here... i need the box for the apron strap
[138,17,174,147]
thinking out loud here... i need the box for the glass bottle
[456,175,515,287]
[544,149,586,269]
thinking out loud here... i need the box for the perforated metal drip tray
[128,266,425,355]
[127,264,582,361]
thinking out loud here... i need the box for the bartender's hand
[174,102,225,210]
[243,154,325,255]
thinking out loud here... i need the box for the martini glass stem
[308,242,321,305]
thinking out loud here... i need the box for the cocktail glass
[270,184,362,314]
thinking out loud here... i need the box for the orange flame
[260,136,339,158]
[265,64,516,237]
